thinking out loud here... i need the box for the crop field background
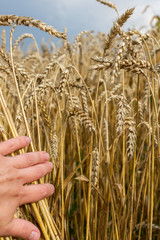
[0,1,160,239]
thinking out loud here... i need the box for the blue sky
[0,0,159,48]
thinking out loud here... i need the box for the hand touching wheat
[0,136,54,240]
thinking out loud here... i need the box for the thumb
[6,218,40,240]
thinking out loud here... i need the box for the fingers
[11,151,50,169]
[20,183,54,205]
[0,136,31,156]
[20,162,53,184]
[4,218,40,240]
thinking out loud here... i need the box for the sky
[0,0,160,48]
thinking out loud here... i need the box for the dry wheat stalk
[143,82,149,111]
[138,101,144,122]
[41,54,66,81]
[21,81,55,115]
[102,118,109,152]
[80,90,89,114]
[73,30,89,50]
[110,83,121,96]
[91,147,99,191]
[0,15,66,39]
[96,0,119,16]
[58,69,69,96]
[0,48,31,84]
[116,93,131,134]
[68,94,82,111]
[120,59,155,72]
[125,118,136,159]
[89,63,106,71]
[0,47,10,65]
[103,7,135,55]
[110,40,126,84]
[0,64,12,77]
[42,59,58,80]
[51,134,59,161]
[98,90,108,103]
[70,109,96,133]
[37,100,53,137]
[69,115,80,139]
[14,63,31,82]
[1,29,6,52]
[142,122,158,146]
[22,54,40,65]
[12,33,36,53]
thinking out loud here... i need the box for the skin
[0,136,54,240]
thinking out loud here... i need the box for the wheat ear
[0,15,66,39]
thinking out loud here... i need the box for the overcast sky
[0,0,159,47]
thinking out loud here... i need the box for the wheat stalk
[0,15,66,39]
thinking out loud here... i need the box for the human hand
[0,136,54,240]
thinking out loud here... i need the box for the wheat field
[0,1,160,240]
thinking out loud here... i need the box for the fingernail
[28,231,40,240]
[49,162,53,168]
[44,152,50,161]
[25,137,31,145]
